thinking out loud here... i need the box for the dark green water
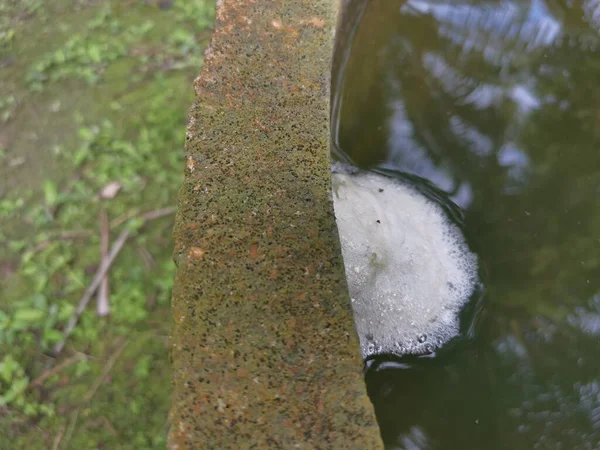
[333,1,600,448]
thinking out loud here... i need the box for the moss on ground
[0,1,214,448]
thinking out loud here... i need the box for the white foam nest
[331,164,478,358]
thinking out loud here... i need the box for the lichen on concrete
[168,0,382,448]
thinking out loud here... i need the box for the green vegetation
[0,1,214,448]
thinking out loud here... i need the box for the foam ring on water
[331,163,479,358]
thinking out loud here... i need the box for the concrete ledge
[168,0,383,448]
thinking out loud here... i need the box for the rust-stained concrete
[168,0,383,448]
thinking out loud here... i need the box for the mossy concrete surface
[169,0,383,447]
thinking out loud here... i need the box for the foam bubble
[331,164,478,358]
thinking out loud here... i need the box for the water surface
[333,1,600,448]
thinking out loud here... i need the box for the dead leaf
[100,181,122,199]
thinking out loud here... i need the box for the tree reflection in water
[333,1,600,448]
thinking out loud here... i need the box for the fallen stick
[30,230,92,253]
[139,206,176,221]
[83,337,128,403]
[108,208,140,229]
[28,354,85,388]
[109,205,175,229]
[52,206,177,355]
[57,338,127,449]
[51,424,66,450]
[60,409,80,450]
[97,209,110,317]
[53,229,130,355]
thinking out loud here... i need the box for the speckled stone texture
[168,0,383,448]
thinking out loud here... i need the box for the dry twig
[139,206,176,221]
[30,231,92,253]
[109,205,175,228]
[97,209,110,317]
[53,206,177,355]
[51,424,66,450]
[54,338,127,449]
[84,337,128,402]
[53,229,130,355]
[60,409,80,450]
[28,354,85,388]
[109,208,140,229]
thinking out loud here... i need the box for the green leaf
[43,180,58,207]
[0,355,19,382]
[74,147,89,167]
[88,45,102,63]
[31,293,47,309]
[78,126,95,141]
[14,308,45,323]
[134,356,152,378]
[43,329,63,344]
[74,359,91,377]
[55,49,66,63]
[0,377,28,405]
[126,217,145,233]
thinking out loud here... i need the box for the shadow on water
[333,0,600,448]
